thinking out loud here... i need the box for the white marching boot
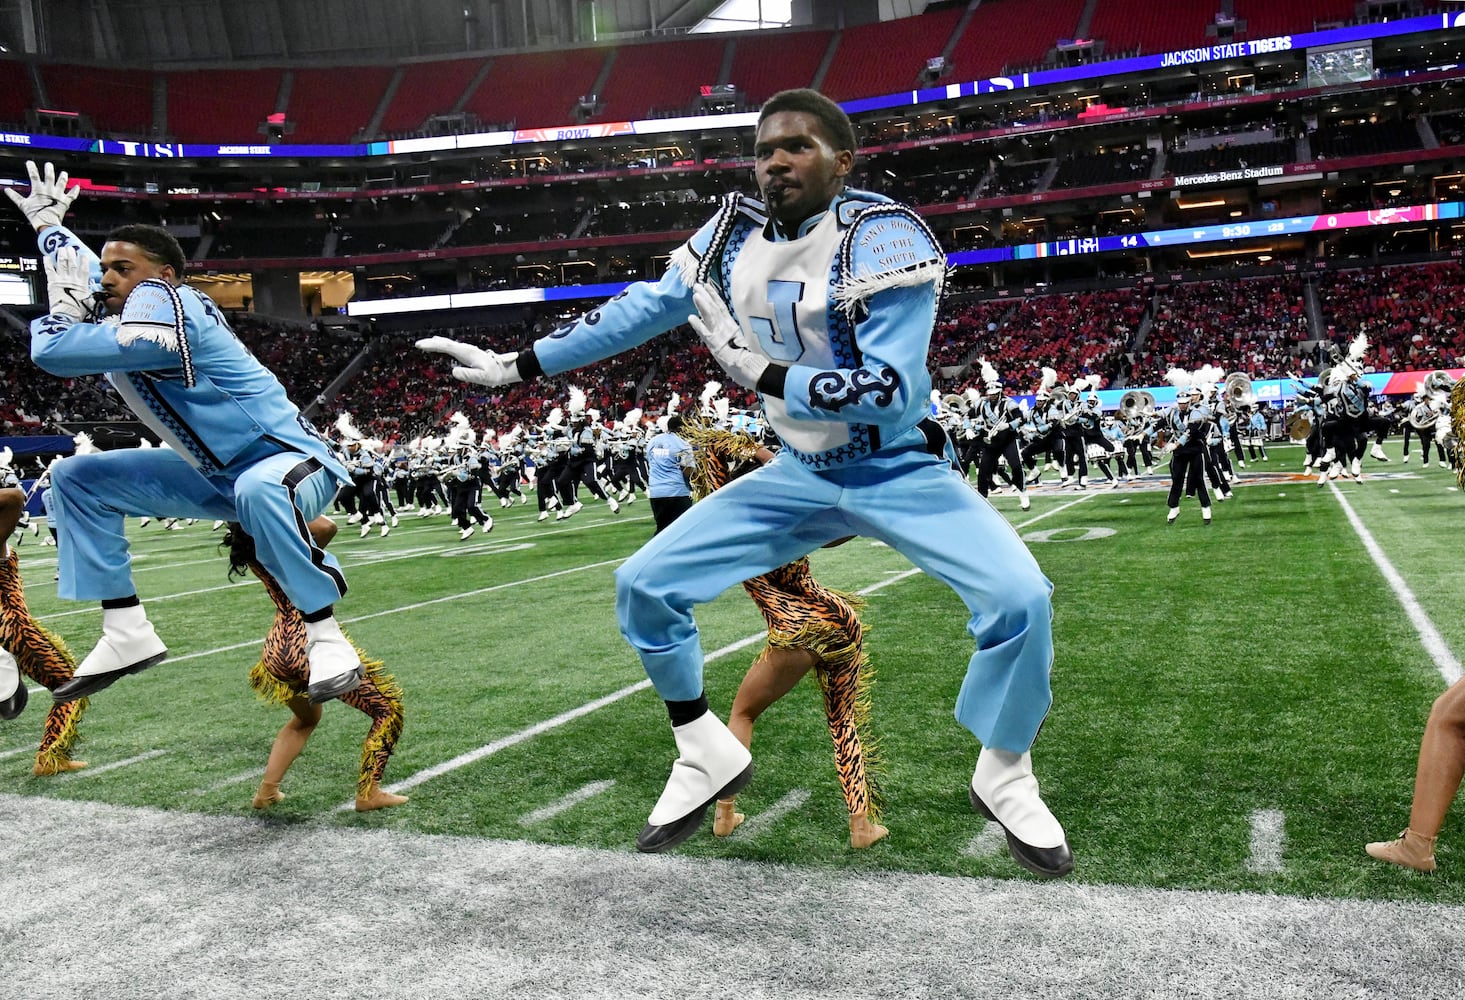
[0,646,26,720]
[969,747,1073,878]
[1019,490,1031,511]
[303,618,364,704]
[54,605,168,703]
[637,711,754,853]
[607,496,620,513]
[1371,444,1389,462]
[480,516,494,534]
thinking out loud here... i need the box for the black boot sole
[307,664,365,704]
[0,681,28,720]
[636,762,754,854]
[969,786,1075,879]
[52,651,167,704]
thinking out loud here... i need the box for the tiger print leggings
[248,563,404,799]
[0,547,88,775]
[693,429,882,821]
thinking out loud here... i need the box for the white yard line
[65,748,169,778]
[1330,482,1463,685]
[517,780,617,826]
[188,767,267,796]
[1246,808,1287,874]
[962,820,1007,858]
[728,788,811,841]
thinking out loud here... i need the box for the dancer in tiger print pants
[0,487,90,775]
[225,517,407,811]
[684,421,887,849]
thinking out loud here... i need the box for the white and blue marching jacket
[28,225,348,485]
[530,188,947,470]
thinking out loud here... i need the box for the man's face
[98,241,174,315]
[753,110,853,226]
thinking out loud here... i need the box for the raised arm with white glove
[686,282,786,397]
[416,336,522,388]
[44,245,102,322]
[5,160,80,232]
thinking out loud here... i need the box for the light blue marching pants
[49,447,347,614]
[614,435,1055,753]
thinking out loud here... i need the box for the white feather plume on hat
[1194,364,1226,387]
[73,432,98,455]
[567,385,588,416]
[1038,367,1058,396]
[623,407,643,428]
[546,407,565,428]
[445,411,476,448]
[700,380,723,414]
[0,447,10,469]
[138,439,154,449]
[979,357,1001,389]
[666,392,681,416]
[1165,367,1195,390]
[335,412,364,441]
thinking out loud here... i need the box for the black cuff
[756,364,789,399]
[665,693,709,727]
[517,344,545,381]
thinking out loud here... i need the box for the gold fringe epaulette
[679,417,764,500]
[1453,377,1465,489]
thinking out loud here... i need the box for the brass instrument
[1425,370,1456,395]
[1285,411,1313,442]
[1118,389,1155,420]
[1409,400,1438,429]
[1224,372,1256,409]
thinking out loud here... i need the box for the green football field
[7,443,1464,908]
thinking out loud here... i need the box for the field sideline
[3,444,1465,997]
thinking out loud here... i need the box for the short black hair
[666,415,684,433]
[758,89,857,157]
[106,223,187,277]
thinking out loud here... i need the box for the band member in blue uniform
[420,90,1071,876]
[11,160,362,706]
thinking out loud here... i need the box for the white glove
[687,282,769,391]
[5,160,80,231]
[416,336,522,388]
[45,246,99,322]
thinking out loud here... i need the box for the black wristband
[517,344,545,381]
[756,364,789,399]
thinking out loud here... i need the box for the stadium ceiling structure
[0,0,896,64]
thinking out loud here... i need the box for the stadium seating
[727,30,832,106]
[820,7,964,102]
[42,64,152,136]
[1315,262,1465,372]
[166,68,283,143]
[377,58,484,136]
[1087,0,1223,55]
[1132,276,1307,386]
[0,60,31,126]
[287,67,395,143]
[593,37,728,122]
[464,48,605,131]
[945,0,1086,79]
[1234,0,1359,39]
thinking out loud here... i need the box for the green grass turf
[8,449,1465,902]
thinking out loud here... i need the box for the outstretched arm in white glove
[45,245,102,322]
[416,336,522,388]
[5,160,80,232]
[686,282,786,396]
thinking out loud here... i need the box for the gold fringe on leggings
[0,547,89,775]
[249,566,405,799]
[681,419,884,821]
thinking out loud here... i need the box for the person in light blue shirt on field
[10,160,362,707]
[644,415,694,532]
